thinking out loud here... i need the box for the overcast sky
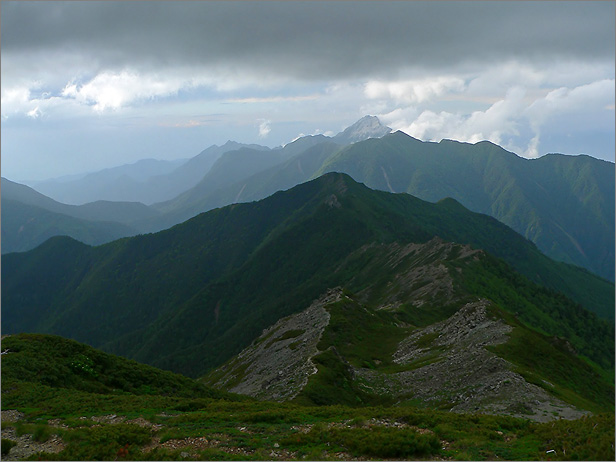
[2,1,614,181]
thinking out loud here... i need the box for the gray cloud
[2,1,614,181]
[2,1,614,81]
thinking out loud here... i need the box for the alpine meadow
[1,2,615,461]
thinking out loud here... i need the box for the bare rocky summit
[332,115,392,144]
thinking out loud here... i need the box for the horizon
[2,1,614,181]
[9,118,616,185]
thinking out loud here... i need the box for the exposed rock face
[207,289,339,401]
[356,300,587,422]
[393,299,510,364]
[356,238,482,308]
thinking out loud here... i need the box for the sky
[1,1,614,181]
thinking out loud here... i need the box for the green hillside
[1,199,138,254]
[1,178,156,254]
[140,141,342,232]
[3,174,613,380]
[149,136,332,229]
[1,177,158,225]
[1,333,237,401]
[316,132,615,281]
[152,131,614,282]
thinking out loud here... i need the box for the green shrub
[33,424,52,442]
[1,439,17,456]
[53,424,152,460]
[284,425,440,458]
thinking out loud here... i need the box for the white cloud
[521,79,615,156]
[377,107,421,131]
[226,95,319,104]
[61,71,191,111]
[258,119,271,138]
[1,85,33,118]
[365,76,466,104]
[465,62,545,99]
[525,79,615,126]
[26,106,42,119]
[378,78,615,159]
[524,135,541,158]
[2,68,226,120]
[463,87,527,143]
[390,87,526,145]
[403,110,460,141]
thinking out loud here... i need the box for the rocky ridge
[356,300,586,422]
[206,289,339,401]
[207,292,588,421]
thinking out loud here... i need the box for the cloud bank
[1,1,614,180]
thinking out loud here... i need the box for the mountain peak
[308,171,360,194]
[333,115,392,144]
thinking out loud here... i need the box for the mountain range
[5,116,612,284]
[1,177,157,253]
[4,173,613,379]
[1,117,391,254]
[22,115,390,207]
[142,129,613,281]
[1,116,614,460]
[24,141,269,205]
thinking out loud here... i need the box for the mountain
[1,333,235,400]
[3,117,394,253]
[13,116,611,282]
[148,136,336,229]
[1,199,137,253]
[143,141,343,231]
[25,141,270,205]
[22,115,393,209]
[316,132,615,281]
[27,158,187,205]
[158,130,613,282]
[2,177,158,225]
[0,178,157,253]
[143,141,271,205]
[332,115,392,144]
[205,284,612,418]
[149,120,394,222]
[3,174,613,385]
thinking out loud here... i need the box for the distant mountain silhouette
[27,141,270,205]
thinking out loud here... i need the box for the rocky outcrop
[355,300,587,422]
[206,288,340,401]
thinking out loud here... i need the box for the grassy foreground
[2,335,614,461]
[2,395,614,461]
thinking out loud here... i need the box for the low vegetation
[2,334,614,461]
